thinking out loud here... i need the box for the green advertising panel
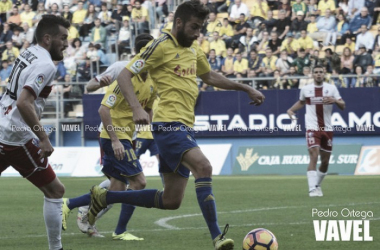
[233,144,362,175]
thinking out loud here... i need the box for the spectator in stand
[98,3,112,28]
[326,13,349,46]
[239,28,257,56]
[203,0,218,14]
[248,50,262,75]
[210,31,227,58]
[8,7,21,29]
[131,0,149,35]
[309,9,336,46]
[246,69,257,88]
[233,52,249,77]
[273,10,291,40]
[292,0,307,18]
[204,12,222,37]
[160,11,174,32]
[11,27,23,49]
[155,0,168,24]
[72,1,87,29]
[324,48,341,73]
[0,22,13,52]
[298,66,313,88]
[280,32,299,58]
[340,47,354,76]
[94,43,109,65]
[344,37,355,52]
[113,17,131,57]
[373,26,380,51]
[291,11,308,38]
[250,0,269,27]
[111,3,126,31]
[45,0,63,11]
[55,61,67,82]
[197,33,210,55]
[337,0,349,16]
[267,31,282,56]
[297,29,314,54]
[256,30,269,57]
[62,4,73,22]
[0,59,12,85]
[353,45,374,71]
[64,37,86,76]
[219,18,234,45]
[229,0,249,23]
[351,65,364,87]
[90,18,106,49]
[278,0,292,18]
[221,47,235,78]
[0,0,13,24]
[263,10,277,33]
[2,41,19,63]
[272,69,287,89]
[276,49,294,76]
[260,47,278,87]
[307,14,318,34]
[284,65,299,88]
[305,0,318,21]
[80,4,97,38]
[341,7,372,43]
[208,49,222,73]
[362,65,378,87]
[20,4,35,28]
[292,48,311,75]
[309,49,324,70]
[355,25,374,52]
[33,2,47,26]
[231,13,250,49]
[317,0,336,16]
[67,24,80,41]
[348,0,365,19]
[48,3,60,16]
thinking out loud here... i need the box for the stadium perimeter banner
[355,146,380,175]
[83,88,380,139]
[233,144,362,175]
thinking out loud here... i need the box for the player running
[87,1,265,249]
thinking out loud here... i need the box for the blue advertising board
[83,88,380,139]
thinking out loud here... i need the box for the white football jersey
[299,82,342,131]
[0,45,56,145]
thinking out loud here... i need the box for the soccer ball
[242,228,278,250]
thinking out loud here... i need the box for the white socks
[44,197,63,250]
[307,171,318,191]
[316,169,327,187]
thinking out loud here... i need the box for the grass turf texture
[0,175,379,250]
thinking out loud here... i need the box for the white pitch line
[154,202,380,229]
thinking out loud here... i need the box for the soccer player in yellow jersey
[61,34,156,241]
[88,1,265,249]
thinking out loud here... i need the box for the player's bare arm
[86,75,112,93]
[16,89,54,159]
[199,70,265,106]
[117,68,150,125]
[287,100,306,120]
[323,96,346,110]
[98,104,125,161]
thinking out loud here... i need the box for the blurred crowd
[0,0,380,98]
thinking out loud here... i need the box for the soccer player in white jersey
[287,65,345,197]
[0,15,70,250]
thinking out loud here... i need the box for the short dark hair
[135,34,154,54]
[324,48,333,54]
[313,65,324,73]
[35,14,70,43]
[299,48,305,53]
[174,0,209,26]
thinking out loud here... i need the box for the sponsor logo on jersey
[35,74,45,85]
[106,94,117,106]
[130,59,145,73]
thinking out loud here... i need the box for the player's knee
[134,179,146,190]
[45,183,65,198]
[196,160,213,178]
[164,199,182,210]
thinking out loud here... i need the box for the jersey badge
[106,94,117,106]
[35,74,45,85]
[130,59,145,74]
[175,53,180,59]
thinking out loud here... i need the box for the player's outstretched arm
[287,100,306,120]
[98,105,125,161]
[117,68,150,124]
[17,89,54,159]
[86,75,112,93]
[199,70,265,106]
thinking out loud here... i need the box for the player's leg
[315,132,333,196]
[148,140,164,187]
[181,147,234,250]
[306,131,321,197]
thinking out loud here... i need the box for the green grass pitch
[0,175,379,250]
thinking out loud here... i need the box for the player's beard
[50,40,64,61]
[177,27,194,47]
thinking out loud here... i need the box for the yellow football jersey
[126,31,211,127]
[100,74,156,142]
